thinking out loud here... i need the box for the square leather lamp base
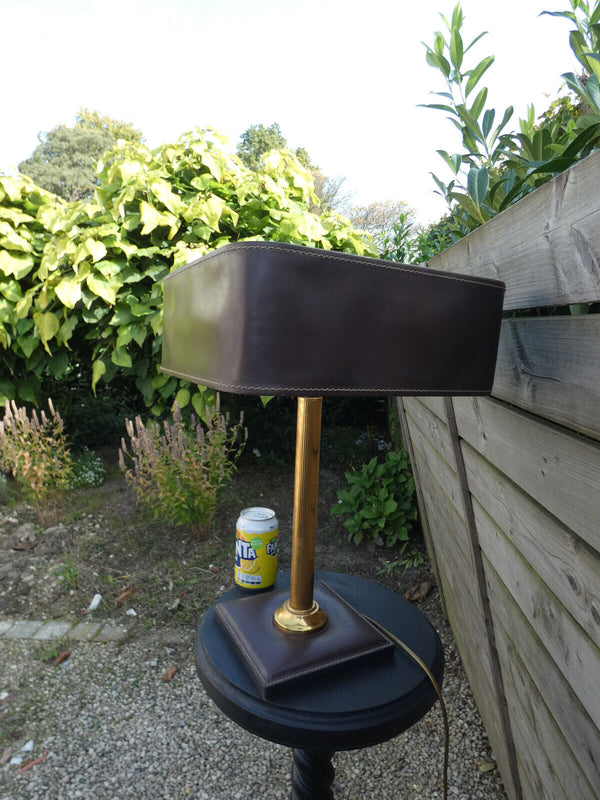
[214,580,394,699]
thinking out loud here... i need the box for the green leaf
[383,499,398,515]
[19,336,39,359]
[150,180,186,215]
[111,347,132,368]
[482,108,496,138]
[434,31,445,57]
[91,359,107,392]
[469,87,488,123]
[139,201,162,235]
[465,55,494,97]
[1,229,32,253]
[200,195,225,231]
[463,30,488,55]
[87,274,117,305]
[0,250,35,279]
[15,293,33,319]
[585,73,600,112]
[47,349,70,378]
[191,389,215,422]
[58,314,78,345]
[16,380,38,404]
[55,277,82,308]
[200,150,224,181]
[569,303,590,315]
[175,387,191,408]
[539,10,576,22]
[33,310,59,350]
[86,238,107,263]
[456,105,484,146]
[0,378,14,403]
[490,106,514,145]
[425,49,451,78]
[422,102,456,114]
[450,27,464,72]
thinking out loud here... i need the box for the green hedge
[0,129,375,418]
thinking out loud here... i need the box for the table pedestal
[195,571,443,797]
[291,749,335,800]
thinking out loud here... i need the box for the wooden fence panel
[398,152,600,800]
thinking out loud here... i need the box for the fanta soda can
[235,507,278,590]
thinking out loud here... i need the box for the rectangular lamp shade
[161,241,505,396]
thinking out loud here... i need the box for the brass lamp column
[274,397,328,634]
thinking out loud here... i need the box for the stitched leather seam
[262,644,390,686]
[168,242,504,290]
[161,369,489,394]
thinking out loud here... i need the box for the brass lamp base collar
[273,599,328,634]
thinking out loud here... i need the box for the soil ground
[0,427,433,640]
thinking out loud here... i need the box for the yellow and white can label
[235,507,278,590]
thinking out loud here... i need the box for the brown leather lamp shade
[161,241,505,396]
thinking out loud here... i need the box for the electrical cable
[363,615,449,800]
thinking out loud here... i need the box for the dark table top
[195,571,443,751]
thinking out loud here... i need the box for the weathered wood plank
[411,453,519,799]
[473,498,600,731]
[403,404,466,530]
[486,560,600,795]
[408,439,479,627]
[462,440,600,650]
[443,398,523,799]
[452,396,600,552]
[427,150,600,309]
[403,397,455,467]
[414,395,448,421]
[395,399,446,616]
[515,761,538,800]
[492,315,600,440]
[492,609,597,800]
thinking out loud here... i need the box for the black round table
[195,571,443,799]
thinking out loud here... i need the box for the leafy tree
[312,172,351,212]
[74,109,143,142]
[237,122,289,170]
[346,200,414,251]
[237,122,349,212]
[18,109,143,202]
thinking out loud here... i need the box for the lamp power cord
[363,615,449,800]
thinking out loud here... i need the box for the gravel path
[0,613,507,800]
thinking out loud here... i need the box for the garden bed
[0,433,431,634]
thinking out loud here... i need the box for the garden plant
[421,0,600,239]
[331,449,418,549]
[0,399,73,525]
[118,399,247,539]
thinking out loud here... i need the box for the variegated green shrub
[0,129,375,417]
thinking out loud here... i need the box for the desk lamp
[161,241,505,694]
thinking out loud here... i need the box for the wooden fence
[396,149,600,800]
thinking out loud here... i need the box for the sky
[0,0,578,224]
